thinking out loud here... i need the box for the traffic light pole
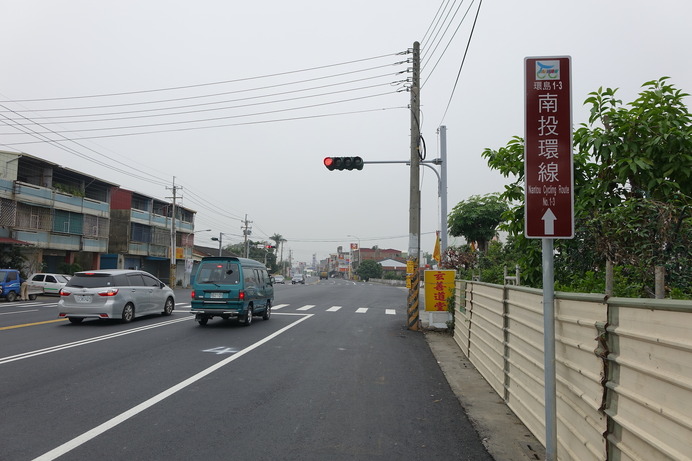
[407,41,421,331]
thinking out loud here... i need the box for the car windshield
[56,275,71,283]
[197,262,241,284]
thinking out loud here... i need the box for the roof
[377,258,407,268]
[0,237,32,245]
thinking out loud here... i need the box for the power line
[421,0,477,88]
[0,52,406,103]
[3,101,407,146]
[2,79,406,127]
[438,0,483,124]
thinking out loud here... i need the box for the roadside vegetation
[444,77,692,299]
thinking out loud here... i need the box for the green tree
[482,77,692,296]
[0,245,27,277]
[355,259,382,282]
[448,193,508,253]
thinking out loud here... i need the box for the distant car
[273,275,285,284]
[58,269,175,324]
[292,275,305,284]
[27,273,71,296]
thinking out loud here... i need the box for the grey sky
[2,0,691,264]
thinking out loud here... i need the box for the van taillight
[191,290,195,299]
[239,291,245,300]
[98,288,119,297]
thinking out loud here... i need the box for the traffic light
[323,156,364,171]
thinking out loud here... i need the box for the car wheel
[162,297,174,316]
[197,316,209,326]
[263,301,271,320]
[122,303,135,323]
[242,306,253,326]
[29,294,37,301]
[68,317,83,324]
[6,291,17,302]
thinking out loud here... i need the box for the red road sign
[524,56,574,238]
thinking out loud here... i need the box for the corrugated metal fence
[454,281,692,461]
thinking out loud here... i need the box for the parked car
[273,275,285,284]
[292,274,305,284]
[58,269,175,324]
[27,273,71,296]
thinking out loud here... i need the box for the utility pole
[242,214,252,258]
[166,177,182,288]
[407,41,421,331]
[439,125,449,256]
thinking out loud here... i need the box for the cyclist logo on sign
[536,61,560,80]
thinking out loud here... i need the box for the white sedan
[27,273,71,296]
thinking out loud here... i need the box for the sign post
[525,56,574,461]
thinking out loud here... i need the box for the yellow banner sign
[424,270,455,311]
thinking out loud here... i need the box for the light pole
[184,229,211,248]
[347,234,361,279]
[183,229,210,287]
[211,232,229,256]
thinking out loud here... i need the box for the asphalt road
[1,278,493,461]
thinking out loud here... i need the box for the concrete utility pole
[166,177,182,288]
[242,214,252,258]
[407,41,421,331]
[439,125,448,256]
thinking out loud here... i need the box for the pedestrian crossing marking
[326,306,342,312]
[297,305,315,311]
[355,308,368,314]
[385,309,396,315]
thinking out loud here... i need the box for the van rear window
[197,262,241,285]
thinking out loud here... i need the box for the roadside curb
[425,331,546,461]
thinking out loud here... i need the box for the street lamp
[211,232,229,256]
[185,228,211,247]
[183,229,210,288]
[347,234,361,279]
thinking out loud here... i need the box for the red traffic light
[323,156,363,171]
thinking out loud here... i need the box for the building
[0,151,114,273]
[103,187,196,284]
[0,151,198,284]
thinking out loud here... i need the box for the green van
[190,257,273,326]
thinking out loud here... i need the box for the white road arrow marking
[542,208,557,235]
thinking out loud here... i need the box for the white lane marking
[326,306,341,312]
[0,317,191,366]
[385,309,396,315]
[0,309,39,315]
[203,347,237,355]
[33,314,314,461]
[355,308,368,314]
[272,304,290,310]
[297,305,315,311]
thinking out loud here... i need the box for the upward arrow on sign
[542,208,557,235]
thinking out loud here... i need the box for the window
[142,274,160,287]
[126,273,146,286]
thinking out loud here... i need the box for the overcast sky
[2,0,691,264]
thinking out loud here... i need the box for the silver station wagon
[58,269,175,324]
